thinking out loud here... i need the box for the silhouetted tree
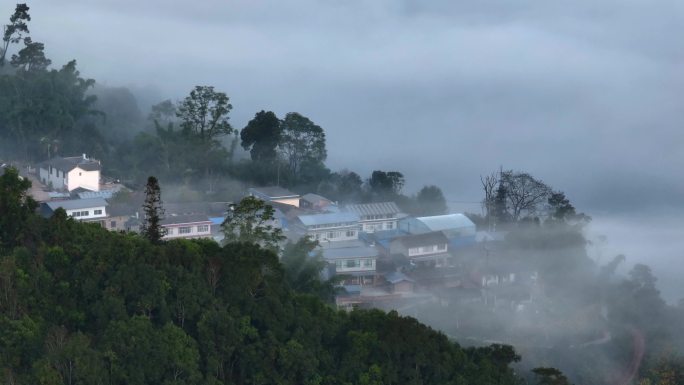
[278,112,326,182]
[240,110,281,161]
[414,185,448,216]
[1,3,31,67]
[10,37,50,71]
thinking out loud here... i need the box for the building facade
[38,155,101,192]
[161,214,213,240]
[346,202,402,233]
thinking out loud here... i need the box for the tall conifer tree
[141,176,166,243]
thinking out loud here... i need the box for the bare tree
[500,171,551,221]
[480,171,499,231]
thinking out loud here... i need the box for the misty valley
[1,2,683,385]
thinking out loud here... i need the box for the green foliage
[177,85,233,142]
[279,112,327,183]
[0,167,37,251]
[281,237,339,301]
[0,59,100,160]
[221,195,285,253]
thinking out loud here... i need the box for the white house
[346,201,402,233]
[296,212,360,243]
[38,154,101,192]
[41,198,108,225]
[161,214,213,240]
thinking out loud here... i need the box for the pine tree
[141,176,166,243]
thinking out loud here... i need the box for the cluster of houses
[26,155,535,310]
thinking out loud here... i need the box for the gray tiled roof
[298,212,360,226]
[346,202,400,217]
[249,186,299,199]
[161,214,211,226]
[40,156,101,173]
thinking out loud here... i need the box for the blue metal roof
[77,190,115,200]
[209,217,225,225]
[298,212,360,226]
[384,271,414,284]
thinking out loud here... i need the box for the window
[166,228,174,235]
[335,260,343,269]
[437,243,446,251]
[362,259,373,267]
[346,259,360,268]
[327,232,334,239]
[82,211,89,217]
[386,222,394,230]
[346,230,355,237]
[94,209,102,215]
[79,172,82,176]
[179,226,191,234]
[110,220,116,228]
[197,225,209,232]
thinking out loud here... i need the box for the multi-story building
[346,201,402,233]
[389,231,451,268]
[41,198,108,226]
[296,212,360,243]
[161,214,212,240]
[321,241,379,286]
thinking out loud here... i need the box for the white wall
[334,258,376,273]
[361,220,397,233]
[39,166,66,190]
[308,228,358,242]
[66,205,107,220]
[163,223,212,240]
[67,167,100,191]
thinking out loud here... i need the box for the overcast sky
[4,0,683,299]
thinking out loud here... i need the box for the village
[8,153,539,312]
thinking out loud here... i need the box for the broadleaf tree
[278,112,326,182]
[240,110,281,162]
[221,195,285,253]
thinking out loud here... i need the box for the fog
[9,0,680,299]
[16,0,683,208]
